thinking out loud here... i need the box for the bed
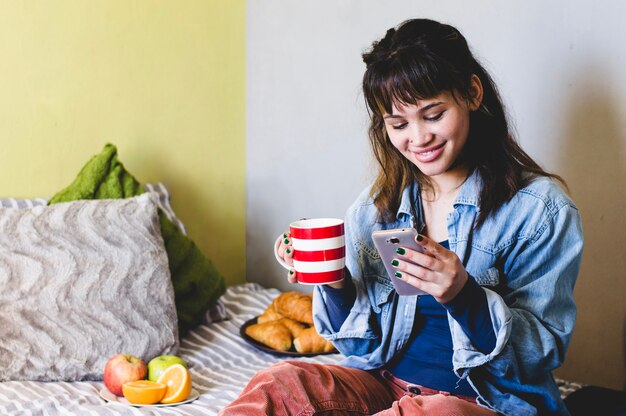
[0,282,588,416]
[0,145,591,415]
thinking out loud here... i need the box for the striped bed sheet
[0,283,344,416]
[0,283,583,416]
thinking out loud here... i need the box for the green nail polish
[391,259,399,267]
[283,233,288,238]
[284,238,289,244]
[396,247,406,255]
[289,270,294,275]
[416,234,423,242]
[286,248,291,254]
[394,272,402,278]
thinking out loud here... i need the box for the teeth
[419,150,434,156]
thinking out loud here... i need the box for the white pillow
[0,193,179,381]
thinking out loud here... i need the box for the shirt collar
[395,169,483,221]
[454,169,482,207]
[396,185,415,220]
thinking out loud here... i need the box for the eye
[391,122,408,130]
[424,111,445,122]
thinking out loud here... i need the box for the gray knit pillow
[0,193,179,382]
[0,182,187,235]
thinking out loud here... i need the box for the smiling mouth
[419,148,439,156]
[411,142,445,162]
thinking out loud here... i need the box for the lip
[411,142,446,163]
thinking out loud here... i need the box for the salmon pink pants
[219,361,497,416]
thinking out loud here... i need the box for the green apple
[147,355,187,382]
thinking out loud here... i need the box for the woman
[221,18,583,416]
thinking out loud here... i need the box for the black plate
[239,316,338,357]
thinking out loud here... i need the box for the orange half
[156,363,192,404]
[122,380,167,405]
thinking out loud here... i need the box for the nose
[408,122,431,146]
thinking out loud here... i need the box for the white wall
[247,0,626,390]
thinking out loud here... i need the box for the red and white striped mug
[274,218,345,285]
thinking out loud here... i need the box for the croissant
[257,303,284,323]
[293,327,336,354]
[277,318,306,338]
[245,321,292,351]
[273,292,313,325]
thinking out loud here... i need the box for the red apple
[103,354,147,396]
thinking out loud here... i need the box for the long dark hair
[362,18,564,226]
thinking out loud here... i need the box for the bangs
[364,51,462,116]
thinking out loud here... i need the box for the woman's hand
[392,234,468,304]
[275,232,297,284]
[276,232,346,288]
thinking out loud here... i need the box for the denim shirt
[313,171,584,416]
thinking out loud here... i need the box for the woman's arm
[312,190,382,356]
[319,270,356,331]
[453,201,583,382]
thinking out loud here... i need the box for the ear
[468,74,483,111]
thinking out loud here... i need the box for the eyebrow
[384,102,444,119]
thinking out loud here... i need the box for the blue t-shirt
[322,240,495,396]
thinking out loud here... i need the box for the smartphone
[371,228,426,296]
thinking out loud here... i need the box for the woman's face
[383,77,482,179]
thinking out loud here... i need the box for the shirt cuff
[442,276,496,353]
[320,275,356,331]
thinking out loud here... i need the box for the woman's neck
[419,167,470,242]
[422,166,470,202]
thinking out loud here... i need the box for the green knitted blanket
[49,144,225,336]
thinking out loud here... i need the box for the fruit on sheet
[156,363,192,404]
[103,354,148,396]
[122,380,167,404]
[147,355,187,382]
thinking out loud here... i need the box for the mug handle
[274,234,291,270]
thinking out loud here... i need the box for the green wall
[0,1,246,285]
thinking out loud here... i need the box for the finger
[394,270,440,296]
[287,269,298,284]
[277,233,293,257]
[395,247,442,272]
[395,270,433,293]
[280,232,292,248]
[284,244,294,266]
[392,258,437,282]
[414,233,449,260]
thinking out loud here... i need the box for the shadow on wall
[245,178,308,294]
[554,64,626,391]
[127,144,244,286]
